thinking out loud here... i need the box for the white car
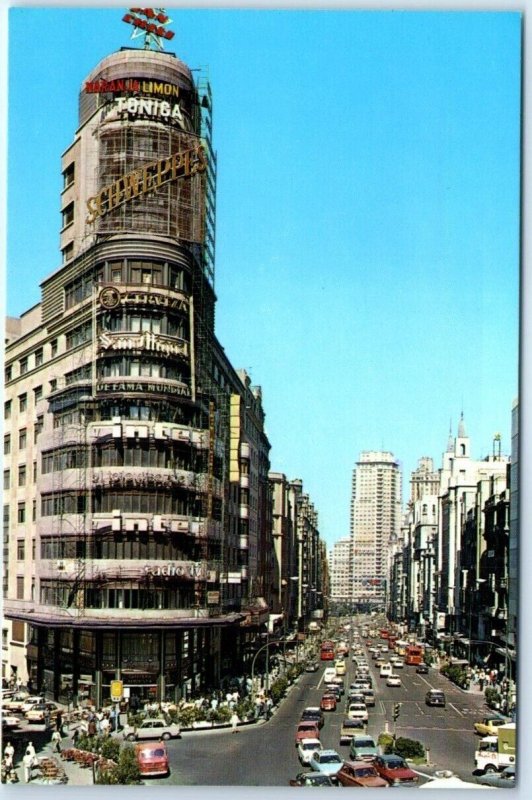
[347,703,369,722]
[123,717,181,741]
[298,738,323,765]
[323,667,337,683]
[390,657,404,669]
[386,674,402,687]
[379,663,393,678]
[2,714,21,730]
[20,696,46,714]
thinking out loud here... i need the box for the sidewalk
[12,726,94,786]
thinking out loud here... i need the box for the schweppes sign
[86,144,206,224]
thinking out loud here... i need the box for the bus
[404,644,424,665]
[320,641,335,661]
[379,629,390,640]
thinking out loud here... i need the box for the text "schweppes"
[86,144,206,224]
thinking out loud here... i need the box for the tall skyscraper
[350,451,402,607]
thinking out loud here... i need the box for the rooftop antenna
[122,8,175,51]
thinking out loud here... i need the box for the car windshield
[321,755,341,763]
[386,759,405,769]
[355,768,375,777]
[355,740,374,748]
[303,742,320,750]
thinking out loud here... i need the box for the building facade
[349,451,402,609]
[3,42,277,704]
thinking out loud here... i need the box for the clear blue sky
[5,6,521,548]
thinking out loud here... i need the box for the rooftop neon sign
[122,8,175,50]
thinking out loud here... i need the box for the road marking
[449,703,464,716]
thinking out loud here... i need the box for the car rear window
[355,739,375,747]
[139,748,166,758]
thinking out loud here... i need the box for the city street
[153,641,488,786]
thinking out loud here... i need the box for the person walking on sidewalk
[230,711,240,733]
[51,729,62,753]
[23,750,35,783]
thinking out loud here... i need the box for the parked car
[289,771,336,787]
[349,734,378,762]
[2,714,21,731]
[474,715,511,736]
[386,674,402,688]
[347,702,369,723]
[373,754,419,786]
[295,721,320,746]
[134,742,169,777]
[309,749,344,776]
[300,707,324,728]
[25,702,62,723]
[2,691,29,711]
[425,689,446,707]
[339,718,367,745]
[475,765,516,788]
[336,760,389,788]
[320,693,337,712]
[20,696,46,714]
[416,664,429,674]
[123,718,181,741]
[297,738,322,765]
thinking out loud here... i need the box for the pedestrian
[72,728,80,746]
[51,729,62,754]
[3,742,15,764]
[230,711,240,733]
[88,719,97,738]
[55,710,63,731]
[100,716,110,737]
[23,744,36,783]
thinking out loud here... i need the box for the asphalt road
[154,641,488,786]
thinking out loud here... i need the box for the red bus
[388,635,397,650]
[379,629,389,640]
[404,644,423,666]
[320,641,335,661]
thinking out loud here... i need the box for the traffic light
[393,703,401,721]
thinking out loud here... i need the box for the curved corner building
[4,44,272,705]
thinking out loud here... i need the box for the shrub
[378,732,394,750]
[485,687,502,709]
[270,676,288,704]
[176,705,199,728]
[211,706,231,723]
[97,745,141,785]
[393,737,425,760]
[99,737,120,762]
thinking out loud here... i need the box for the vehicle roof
[134,742,168,752]
[299,738,321,746]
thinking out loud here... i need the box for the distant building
[328,538,352,603]
[350,451,402,608]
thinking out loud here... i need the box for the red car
[336,761,389,788]
[134,742,169,778]
[373,755,419,786]
[295,721,320,746]
[320,693,337,711]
